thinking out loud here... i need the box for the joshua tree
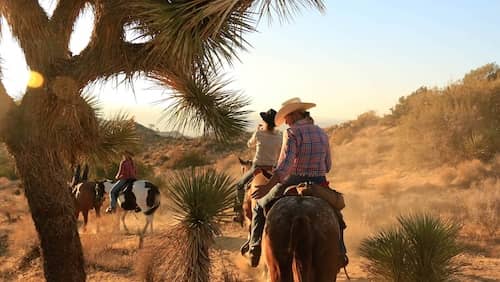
[0,0,325,280]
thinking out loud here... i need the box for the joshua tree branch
[51,0,90,52]
[0,0,51,69]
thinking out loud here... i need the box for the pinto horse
[98,179,160,237]
[72,181,104,231]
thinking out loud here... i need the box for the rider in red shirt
[105,151,136,213]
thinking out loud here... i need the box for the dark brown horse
[72,181,104,231]
[238,158,344,281]
[263,196,343,282]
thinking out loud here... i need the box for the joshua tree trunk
[13,147,85,282]
[4,87,87,281]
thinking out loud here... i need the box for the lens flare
[27,71,44,88]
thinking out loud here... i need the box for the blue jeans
[249,175,327,249]
[109,179,127,209]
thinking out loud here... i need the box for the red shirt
[116,158,136,179]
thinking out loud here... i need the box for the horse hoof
[240,241,250,256]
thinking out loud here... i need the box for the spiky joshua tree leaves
[0,0,325,280]
[359,213,464,282]
[139,168,235,282]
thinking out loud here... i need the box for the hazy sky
[1,0,500,132]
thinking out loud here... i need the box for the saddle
[284,182,345,210]
[243,167,273,190]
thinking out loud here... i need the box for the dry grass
[135,226,189,281]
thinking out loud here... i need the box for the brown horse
[72,181,104,231]
[263,195,343,282]
[238,158,343,281]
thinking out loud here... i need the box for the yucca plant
[360,213,463,282]
[165,168,235,282]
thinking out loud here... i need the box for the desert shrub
[171,150,209,169]
[462,178,500,238]
[360,213,463,282]
[330,111,380,145]
[392,64,500,165]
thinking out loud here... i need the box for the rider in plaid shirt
[247,98,333,267]
[274,118,331,179]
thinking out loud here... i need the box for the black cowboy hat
[259,109,277,128]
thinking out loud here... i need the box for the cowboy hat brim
[275,102,316,126]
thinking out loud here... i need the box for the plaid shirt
[274,119,332,180]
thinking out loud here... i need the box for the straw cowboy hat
[275,97,316,126]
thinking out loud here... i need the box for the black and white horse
[97,179,160,236]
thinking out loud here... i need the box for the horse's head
[96,179,115,194]
[95,181,106,202]
[238,157,253,174]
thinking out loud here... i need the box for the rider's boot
[232,186,246,225]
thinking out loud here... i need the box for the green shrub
[172,151,209,170]
[360,213,463,282]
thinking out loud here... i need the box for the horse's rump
[264,196,342,281]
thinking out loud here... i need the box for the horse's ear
[81,164,89,182]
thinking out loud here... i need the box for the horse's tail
[144,182,161,216]
[289,215,313,282]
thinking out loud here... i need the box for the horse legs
[121,211,130,233]
[82,210,89,232]
[264,233,294,282]
[95,206,101,233]
[138,214,153,249]
[143,214,154,235]
[150,215,154,233]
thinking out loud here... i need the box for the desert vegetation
[0,63,499,281]
[359,213,463,282]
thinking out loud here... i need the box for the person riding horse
[105,150,137,214]
[250,97,347,268]
[233,109,282,224]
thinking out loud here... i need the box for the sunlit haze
[1,0,500,134]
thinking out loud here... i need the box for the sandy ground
[1,179,498,282]
[1,129,499,281]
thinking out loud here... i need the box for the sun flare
[27,71,44,88]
